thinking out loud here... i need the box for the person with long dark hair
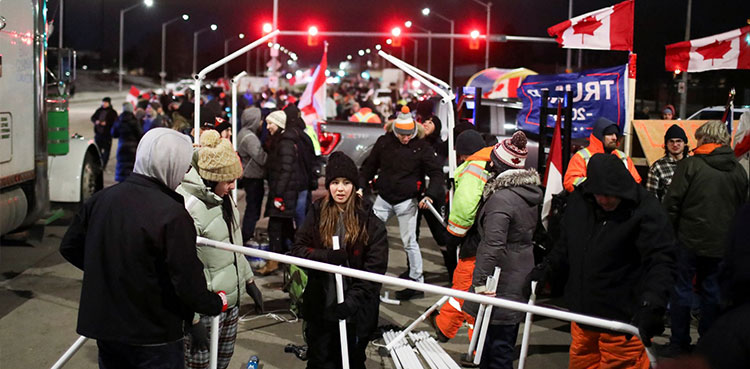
[176,130,262,369]
[291,152,388,369]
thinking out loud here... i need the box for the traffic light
[469,30,480,50]
[308,26,319,46]
[391,27,402,47]
[262,23,273,35]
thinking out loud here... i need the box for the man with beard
[563,117,641,192]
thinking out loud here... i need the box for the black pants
[97,339,184,369]
[241,178,265,243]
[268,216,295,254]
[480,323,519,369]
[305,319,367,369]
[95,135,112,169]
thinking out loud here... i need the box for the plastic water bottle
[246,355,259,369]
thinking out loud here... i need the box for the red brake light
[319,132,341,156]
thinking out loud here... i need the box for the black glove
[246,281,264,314]
[328,249,348,265]
[187,321,209,354]
[335,301,355,320]
[523,262,551,299]
[632,303,665,347]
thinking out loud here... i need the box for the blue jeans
[669,246,721,348]
[480,323,519,369]
[97,339,184,369]
[295,190,309,229]
[373,196,423,282]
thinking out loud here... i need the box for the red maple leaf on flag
[695,39,733,66]
[573,16,603,43]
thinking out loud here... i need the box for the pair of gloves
[522,262,665,346]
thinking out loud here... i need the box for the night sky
[54,0,750,106]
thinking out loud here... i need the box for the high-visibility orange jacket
[348,107,382,123]
[563,128,641,192]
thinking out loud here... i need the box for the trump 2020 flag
[547,0,633,51]
[665,26,750,73]
[298,43,328,128]
[542,104,564,230]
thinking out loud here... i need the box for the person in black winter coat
[416,114,449,268]
[111,102,142,182]
[60,128,227,369]
[260,110,304,275]
[90,97,118,169]
[359,106,444,300]
[291,152,389,369]
[693,203,750,369]
[528,153,677,368]
[283,104,319,227]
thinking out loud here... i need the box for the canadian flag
[735,112,750,158]
[126,85,140,107]
[289,69,313,86]
[485,76,522,99]
[541,104,564,230]
[547,0,633,51]
[665,26,750,73]
[298,44,328,128]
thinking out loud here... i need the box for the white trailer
[0,0,102,236]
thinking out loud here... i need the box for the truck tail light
[319,131,341,156]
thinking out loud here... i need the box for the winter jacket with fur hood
[176,167,254,310]
[237,107,267,179]
[463,168,543,325]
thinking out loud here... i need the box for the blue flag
[516,65,627,139]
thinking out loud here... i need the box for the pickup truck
[317,98,540,174]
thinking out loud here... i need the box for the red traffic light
[307,26,319,46]
[391,27,402,47]
[469,30,480,50]
[391,27,401,37]
[262,23,273,34]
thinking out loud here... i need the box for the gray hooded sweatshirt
[133,127,194,190]
[237,107,267,179]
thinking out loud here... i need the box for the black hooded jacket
[546,154,677,324]
[265,128,304,218]
[283,104,319,191]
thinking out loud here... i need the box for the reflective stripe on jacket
[446,147,493,237]
[563,133,641,192]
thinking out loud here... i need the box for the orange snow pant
[435,257,476,339]
[569,322,650,369]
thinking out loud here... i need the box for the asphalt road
[0,90,691,368]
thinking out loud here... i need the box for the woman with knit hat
[176,130,263,369]
[261,109,306,275]
[291,151,389,369]
[463,131,543,369]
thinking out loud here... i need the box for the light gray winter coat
[465,168,543,325]
[237,107,267,179]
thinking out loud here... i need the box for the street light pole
[193,24,218,76]
[224,34,246,79]
[119,1,153,92]
[406,21,432,74]
[423,8,455,87]
[59,0,63,48]
[469,0,491,70]
[161,14,189,87]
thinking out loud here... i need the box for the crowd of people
[69,80,750,369]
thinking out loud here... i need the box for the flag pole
[624,53,636,157]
